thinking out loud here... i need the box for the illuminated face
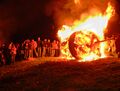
[44,39,47,42]
[48,39,50,42]
[38,37,40,41]
[32,39,34,42]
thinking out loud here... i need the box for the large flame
[58,3,115,61]
[74,0,80,4]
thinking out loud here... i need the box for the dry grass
[0,57,120,91]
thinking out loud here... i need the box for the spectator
[2,43,10,64]
[115,35,120,58]
[19,43,24,60]
[42,39,47,57]
[56,41,60,57]
[110,39,116,56]
[46,39,51,57]
[23,39,30,59]
[10,43,17,63]
[51,40,57,57]
[15,43,21,61]
[31,39,38,57]
[8,42,13,50]
[0,45,6,65]
[37,37,42,57]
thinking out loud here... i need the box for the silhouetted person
[24,39,30,59]
[42,39,47,57]
[2,43,11,64]
[115,35,120,58]
[31,39,38,57]
[37,37,42,57]
[9,43,17,63]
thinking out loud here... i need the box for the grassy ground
[0,57,120,91]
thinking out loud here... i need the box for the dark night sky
[0,0,120,43]
[0,0,56,43]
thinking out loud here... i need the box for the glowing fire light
[57,3,115,61]
[74,0,80,4]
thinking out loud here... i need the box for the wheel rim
[69,31,100,59]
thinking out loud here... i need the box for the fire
[58,3,115,61]
[74,0,80,4]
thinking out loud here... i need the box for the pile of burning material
[57,3,116,61]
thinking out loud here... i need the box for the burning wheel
[69,31,100,59]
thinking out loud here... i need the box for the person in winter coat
[10,44,17,63]
[31,39,38,57]
[37,37,43,57]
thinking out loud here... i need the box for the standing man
[46,39,51,57]
[37,37,42,57]
[10,44,17,63]
[31,39,38,58]
[23,39,30,59]
[51,40,57,57]
[115,35,120,58]
[42,39,47,57]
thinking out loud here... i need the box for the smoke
[0,1,19,43]
[0,13,17,44]
[45,0,117,27]
[0,0,44,43]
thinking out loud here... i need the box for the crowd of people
[0,34,120,66]
[0,37,60,65]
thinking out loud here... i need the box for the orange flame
[74,0,80,4]
[58,3,115,61]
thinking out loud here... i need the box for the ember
[58,2,115,61]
